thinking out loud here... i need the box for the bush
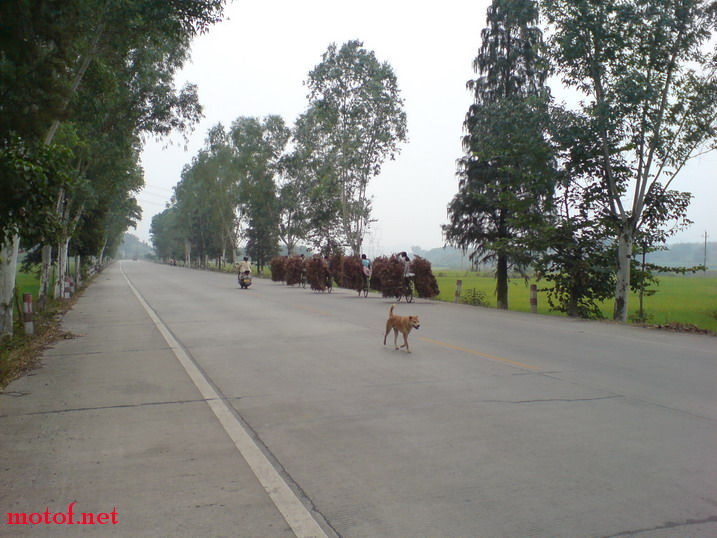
[307,256,330,291]
[411,255,440,298]
[285,256,305,286]
[269,256,286,282]
[461,288,488,307]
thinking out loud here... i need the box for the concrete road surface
[2,260,716,537]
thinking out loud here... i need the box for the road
[2,260,716,537]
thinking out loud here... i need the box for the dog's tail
[389,304,395,316]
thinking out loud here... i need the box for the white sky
[136,0,717,257]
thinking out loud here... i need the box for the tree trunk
[97,237,108,267]
[75,255,81,289]
[496,254,508,310]
[0,235,21,338]
[54,238,70,299]
[613,228,633,322]
[39,244,52,309]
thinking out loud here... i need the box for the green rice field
[434,271,717,333]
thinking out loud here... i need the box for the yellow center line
[292,304,333,317]
[418,337,541,371]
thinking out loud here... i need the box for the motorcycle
[238,271,252,289]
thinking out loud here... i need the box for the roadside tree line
[0,0,228,337]
[444,0,716,321]
[150,40,408,272]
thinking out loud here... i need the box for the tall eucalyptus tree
[231,116,290,270]
[306,40,407,255]
[542,0,717,321]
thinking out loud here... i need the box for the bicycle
[403,276,414,303]
[358,273,369,298]
[393,275,414,303]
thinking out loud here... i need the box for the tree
[231,116,290,270]
[150,206,184,261]
[283,106,342,255]
[204,125,243,264]
[306,40,407,255]
[444,0,556,309]
[542,0,717,321]
[0,138,75,336]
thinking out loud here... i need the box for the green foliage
[445,0,555,310]
[1,0,227,269]
[119,233,154,259]
[0,137,76,245]
[541,0,717,320]
[233,116,289,269]
[461,288,488,307]
[306,40,407,254]
[150,206,184,261]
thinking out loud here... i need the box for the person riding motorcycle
[237,257,252,288]
[237,257,251,275]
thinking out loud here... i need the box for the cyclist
[399,252,412,278]
[361,253,372,286]
[299,253,307,287]
[324,255,333,290]
[356,254,370,296]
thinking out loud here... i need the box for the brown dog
[383,304,420,353]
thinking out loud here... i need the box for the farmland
[434,271,717,333]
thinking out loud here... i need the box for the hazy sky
[136,0,717,257]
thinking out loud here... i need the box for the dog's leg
[398,330,409,351]
[384,322,392,345]
[393,328,400,350]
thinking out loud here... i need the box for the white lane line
[121,267,329,538]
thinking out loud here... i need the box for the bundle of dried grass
[285,256,305,286]
[369,256,390,292]
[372,255,406,297]
[328,253,343,289]
[342,256,365,291]
[269,256,287,282]
[307,256,330,291]
[411,255,440,298]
